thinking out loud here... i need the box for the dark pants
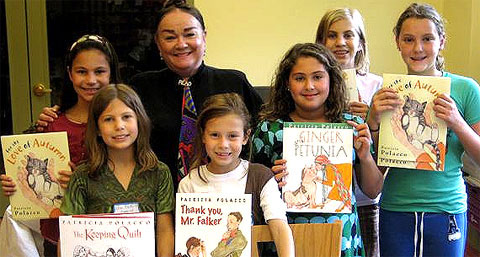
[358,204,379,257]
[380,209,467,257]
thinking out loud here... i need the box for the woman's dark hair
[157,0,205,31]
[60,35,121,112]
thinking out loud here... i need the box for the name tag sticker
[113,202,140,213]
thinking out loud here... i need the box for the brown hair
[85,84,158,174]
[393,3,446,71]
[186,237,201,252]
[62,35,121,113]
[190,93,251,180]
[258,43,347,123]
[315,8,370,75]
[229,211,243,223]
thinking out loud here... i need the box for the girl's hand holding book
[349,101,369,120]
[58,161,75,189]
[0,174,16,196]
[347,121,372,160]
[432,93,463,129]
[272,159,288,188]
[368,88,402,128]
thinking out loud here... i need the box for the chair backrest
[251,220,342,257]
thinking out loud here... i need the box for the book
[175,193,252,257]
[59,212,155,257]
[343,68,359,103]
[377,74,451,171]
[282,122,353,213]
[1,131,70,220]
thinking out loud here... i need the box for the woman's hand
[35,105,60,132]
[0,174,16,196]
[347,121,372,160]
[272,159,288,187]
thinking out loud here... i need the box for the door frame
[5,0,50,134]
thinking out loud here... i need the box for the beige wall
[197,0,479,85]
[443,0,480,82]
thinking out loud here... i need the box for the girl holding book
[251,43,383,257]
[315,8,383,257]
[177,93,294,257]
[0,34,120,257]
[60,84,174,257]
[367,3,480,256]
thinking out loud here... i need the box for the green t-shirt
[381,72,480,213]
[61,162,174,215]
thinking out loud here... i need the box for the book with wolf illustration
[343,68,359,103]
[377,73,451,171]
[282,122,353,213]
[59,212,155,257]
[1,131,70,220]
[175,193,252,257]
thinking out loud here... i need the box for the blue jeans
[379,209,467,257]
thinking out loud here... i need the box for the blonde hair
[315,8,370,75]
[85,84,159,174]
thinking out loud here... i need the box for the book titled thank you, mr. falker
[175,193,252,257]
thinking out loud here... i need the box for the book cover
[175,193,252,257]
[377,74,451,171]
[1,131,69,220]
[59,212,155,257]
[343,68,359,103]
[282,122,353,213]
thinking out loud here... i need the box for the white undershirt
[178,159,287,223]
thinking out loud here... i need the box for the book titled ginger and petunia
[377,74,451,171]
[1,132,70,220]
[282,122,353,213]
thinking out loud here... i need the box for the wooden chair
[251,220,342,257]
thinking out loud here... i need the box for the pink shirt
[357,72,382,105]
[355,72,382,206]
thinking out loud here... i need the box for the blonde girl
[316,8,383,257]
